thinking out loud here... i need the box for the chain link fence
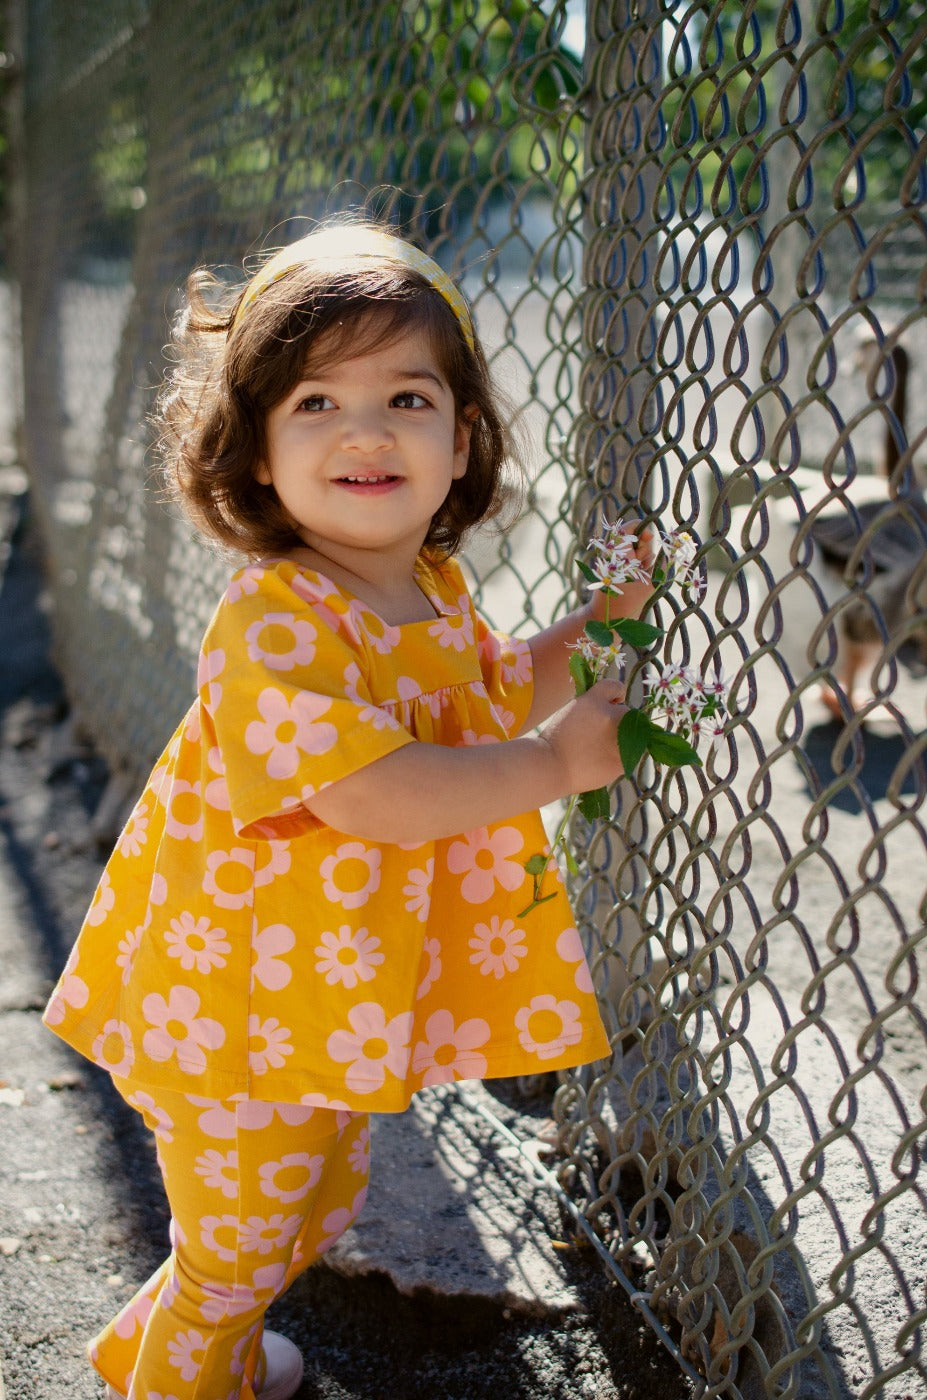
[6,1,926,1396]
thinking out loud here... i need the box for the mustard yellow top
[44,555,609,1110]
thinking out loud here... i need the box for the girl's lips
[335,474,401,493]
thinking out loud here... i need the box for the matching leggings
[92,1079,370,1399]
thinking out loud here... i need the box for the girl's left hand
[591,523,656,621]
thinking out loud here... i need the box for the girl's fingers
[597,679,626,704]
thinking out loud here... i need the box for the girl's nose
[341,407,394,451]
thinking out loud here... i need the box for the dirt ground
[0,490,696,1398]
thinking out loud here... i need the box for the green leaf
[524,853,549,876]
[578,786,611,822]
[618,707,653,773]
[564,847,580,876]
[612,617,664,648]
[647,728,703,767]
[652,566,666,585]
[584,619,615,648]
[568,651,595,696]
[576,558,598,584]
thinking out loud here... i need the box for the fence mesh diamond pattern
[7,1,926,1396]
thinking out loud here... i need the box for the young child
[44,221,654,1399]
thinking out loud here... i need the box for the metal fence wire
[6,1,927,1396]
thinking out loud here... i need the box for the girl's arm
[520,528,655,732]
[303,680,627,844]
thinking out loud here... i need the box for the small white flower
[568,635,624,678]
[702,668,732,706]
[587,518,651,593]
[703,715,729,747]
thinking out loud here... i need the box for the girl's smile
[257,327,471,585]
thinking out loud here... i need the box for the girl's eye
[297,394,333,413]
[392,391,429,409]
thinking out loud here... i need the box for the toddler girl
[44,221,653,1399]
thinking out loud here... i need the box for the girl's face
[257,324,471,574]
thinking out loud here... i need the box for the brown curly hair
[156,223,517,559]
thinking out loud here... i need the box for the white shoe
[253,1329,305,1400]
[103,1330,304,1400]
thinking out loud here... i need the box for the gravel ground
[0,488,694,1399]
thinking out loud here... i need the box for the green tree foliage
[182,0,583,238]
[658,0,926,224]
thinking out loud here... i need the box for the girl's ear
[255,461,273,485]
[453,405,478,480]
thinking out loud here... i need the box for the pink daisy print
[343,662,401,730]
[245,687,338,780]
[253,841,291,888]
[500,637,533,685]
[515,995,584,1061]
[460,729,501,746]
[469,917,528,979]
[197,646,225,710]
[85,869,115,926]
[230,1326,260,1378]
[194,1149,239,1198]
[125,1089,174,1141]
[112,1290,154,1340]
[347,1125,370,1175]
[266,1103,315,1128]
[44,948,88,1026]
[347,602,400,655]
[258,1152,324,1204]
[245,612,317,672]
[91,1019,135,1077]
[319,842,382,910]
[314,925,384,989]
[317,1186,369,1253]
[200,1214,240,1262]
[489,704,517,735]
[555,927,595,993]
[115,925,144,986]
[188,1097,274,1140]
[427,600,474,652]
[411,1010,490,1086]
[159,1264,181,1310]
[226,565,264,603]
[415,937,442,1000]
[164,912,231,974]
[250,920,295,992]
[238,1213,302,1257]
[248,1015,293,1075]
[326,1003,413,1095]
[204,745,231,811]
[117,801,148,857]
[396,675,443,718]
[167,1328,207,1381]
[202,846,255,911]
[199,1262,287,1324]
[141,986,225,1074]
[298,1092,353,1130]
[184,707,201,743]
[164,779,204,842]
[447,826,525,904]
[150,872,168,907]
[403,860,434,922]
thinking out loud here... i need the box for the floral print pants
[92,1080,370,1398]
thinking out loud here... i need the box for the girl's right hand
[537,681,628,796]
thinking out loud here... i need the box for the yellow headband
[231,227,475,352]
